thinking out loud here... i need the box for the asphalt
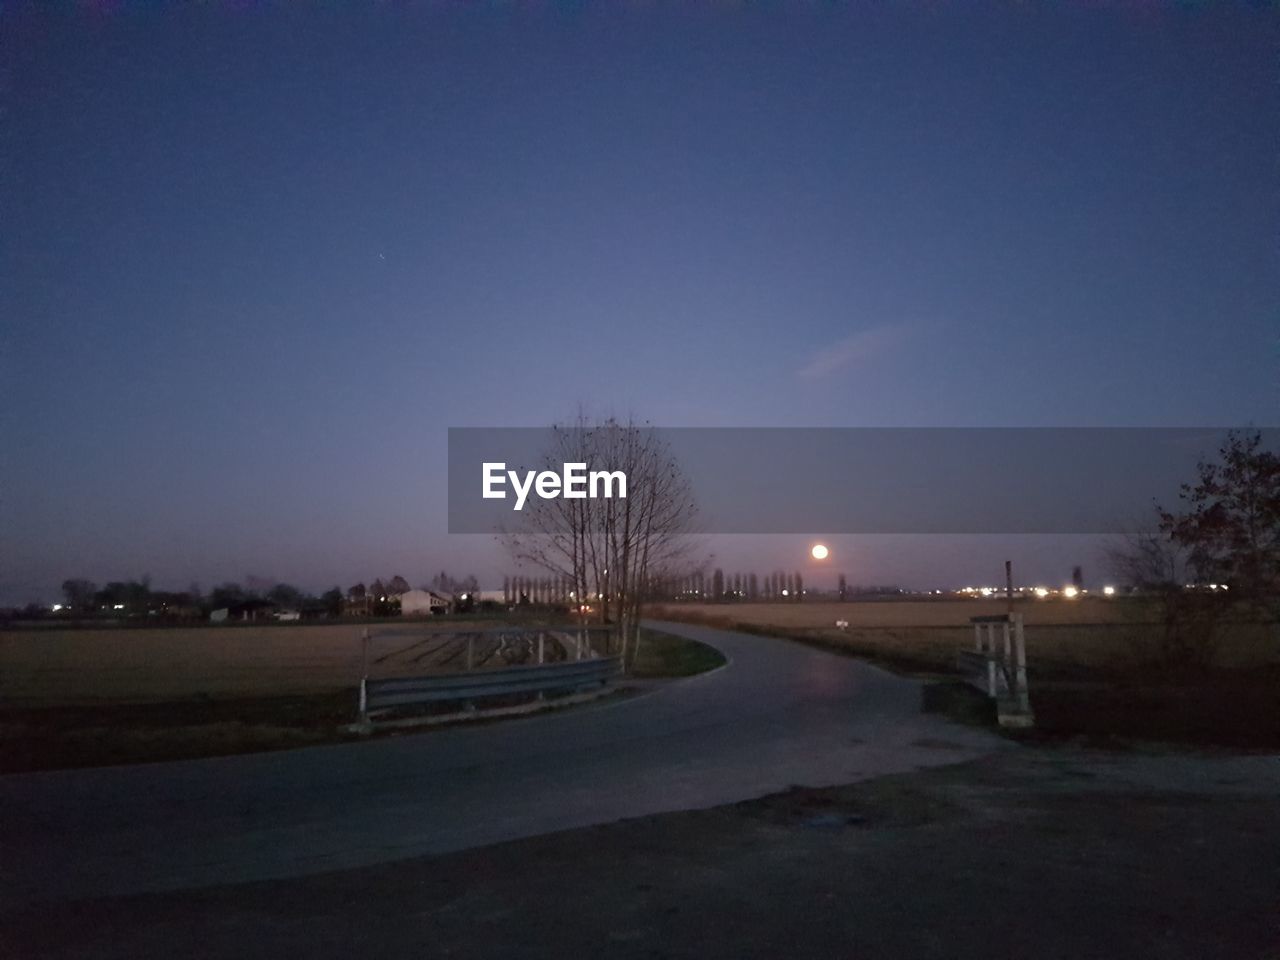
[0,621,1008,909]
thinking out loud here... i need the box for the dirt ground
[0,620,596,706]
[6,745,1277,960]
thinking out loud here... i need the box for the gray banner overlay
[448,427,1275,535]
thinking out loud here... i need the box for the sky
[2,2,1277,603]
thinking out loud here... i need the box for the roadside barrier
[958,613,1034,728]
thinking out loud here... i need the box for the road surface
[0,621,1007,908]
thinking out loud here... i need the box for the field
[652,599,1280,750]
[0,620,621,707]
[650,599,1278,677]
[2,602,1276,768]
[0,619,722,773]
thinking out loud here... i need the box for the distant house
[400,589,452,616]
[210,599,277,623]
[343,595,371,617]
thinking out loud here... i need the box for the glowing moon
[810,543,829,560]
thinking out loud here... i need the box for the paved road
[0,621,1007,908]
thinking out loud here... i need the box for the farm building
[399,589,451,616]
[209,599,277,623]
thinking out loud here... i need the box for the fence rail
[958,613,1034,728]
[362,625,616,676]
[358,652,622,723]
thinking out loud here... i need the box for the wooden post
[358,628,369,721]
[536,631,546,701]
[985,623,997,697]
[1003,619,1013,694]
[1013,613,1030,713]
[1005,560,1013,615]
[974,622,982,652]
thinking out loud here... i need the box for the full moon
[810,543,829,560]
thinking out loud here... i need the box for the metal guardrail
[359,655,623,721]
[958,613,1034,728]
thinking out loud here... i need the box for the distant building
[210,598,277,623]
[399,589,451,616]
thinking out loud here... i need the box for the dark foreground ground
[7,745,1277,960]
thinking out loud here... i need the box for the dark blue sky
[3,2,1277,602]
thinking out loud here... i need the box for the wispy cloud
[797,321,917,380]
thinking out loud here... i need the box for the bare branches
[501,414,699,667]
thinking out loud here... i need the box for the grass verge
[628,627,727,678]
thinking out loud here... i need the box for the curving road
[0,622,1008,908]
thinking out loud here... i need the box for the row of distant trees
[498,572,899,605]
[44,569,483,622]
[52,578,348,621]
[697,570,903,602]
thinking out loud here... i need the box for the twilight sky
[2,2,1276,603]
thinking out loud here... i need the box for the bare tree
[61,579,96,613]
[1106,430,1280,665]
[504,414,700,668]
[1159,430,1279,612]
[1107,527,1222,667]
